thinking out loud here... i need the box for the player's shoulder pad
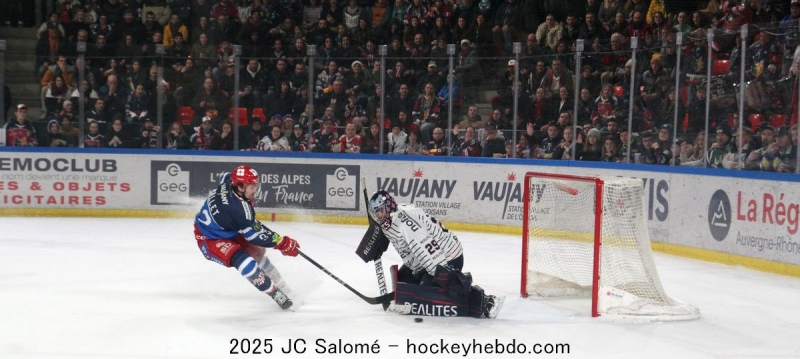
[218,172,231,185]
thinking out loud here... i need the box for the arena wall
[1,147,799,277]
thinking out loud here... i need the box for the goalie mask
[231,165,261,203]
[368,190,397,230]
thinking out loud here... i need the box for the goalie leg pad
[433,264,473,302]
[395,282,472,317]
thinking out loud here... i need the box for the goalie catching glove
[274,235,299,257]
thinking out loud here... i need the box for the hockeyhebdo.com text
[229,338,570,356]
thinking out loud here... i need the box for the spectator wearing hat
[706,125,736,168]
[761,126,797,172]
[745,124,775,170]
[416,61,445,96]
[190,116,219,150]
[645,124,674,165]
[288,124,310,152]
[642,55,671,112]
[480,124,505,157]
[280,115,296,138]
[311,118,339,152]
[239,117,267,151]
[134,117,161,149]
[446,39,479,98]
[577,128,603,161]
[601,135,623,162]
[346,60,374,100]
[4,104,37,147]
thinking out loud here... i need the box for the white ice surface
[2,218,800,359]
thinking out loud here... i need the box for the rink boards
[0,148,798,276]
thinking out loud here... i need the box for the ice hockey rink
[2,217,800,359]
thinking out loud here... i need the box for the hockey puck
[414,317,423,323]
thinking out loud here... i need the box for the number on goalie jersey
[192,165,300,310]
[382,203,463,279]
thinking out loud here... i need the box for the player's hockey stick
[362,177,391,311]
[298,249,394,305]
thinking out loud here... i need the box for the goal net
[520,172,699,321]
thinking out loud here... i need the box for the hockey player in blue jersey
[193,165,300,310]
[363,190,503,318]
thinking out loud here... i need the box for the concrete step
[0,27,39,40]
[10,83,42,98]
[3,38,37,54]
[4,59,37,75]
[6,73,38,83]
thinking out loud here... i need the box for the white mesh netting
[523,174,699,321]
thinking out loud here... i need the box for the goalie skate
[482,295,505,319]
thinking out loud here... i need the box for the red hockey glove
[274,236,299,257]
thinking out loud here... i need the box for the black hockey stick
[362,177,391,310]
[298,249,394,305]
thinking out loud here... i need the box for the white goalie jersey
[383,204,463,276]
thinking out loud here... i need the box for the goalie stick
[362,177,390,310]
[362,178,412,314]
[298,249,394,305]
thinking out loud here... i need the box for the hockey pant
[194,224,281,296]
[392,262,486,318]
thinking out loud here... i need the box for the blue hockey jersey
[194,173,281,247]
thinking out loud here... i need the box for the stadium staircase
[1,27,42,122]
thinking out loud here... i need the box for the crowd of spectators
[3,0,800,172]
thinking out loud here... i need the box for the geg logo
[160,182,188,192]
[328,168,355,197]
[156,163,191,204]
[325,167,357,209]
[328,187,354,196]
